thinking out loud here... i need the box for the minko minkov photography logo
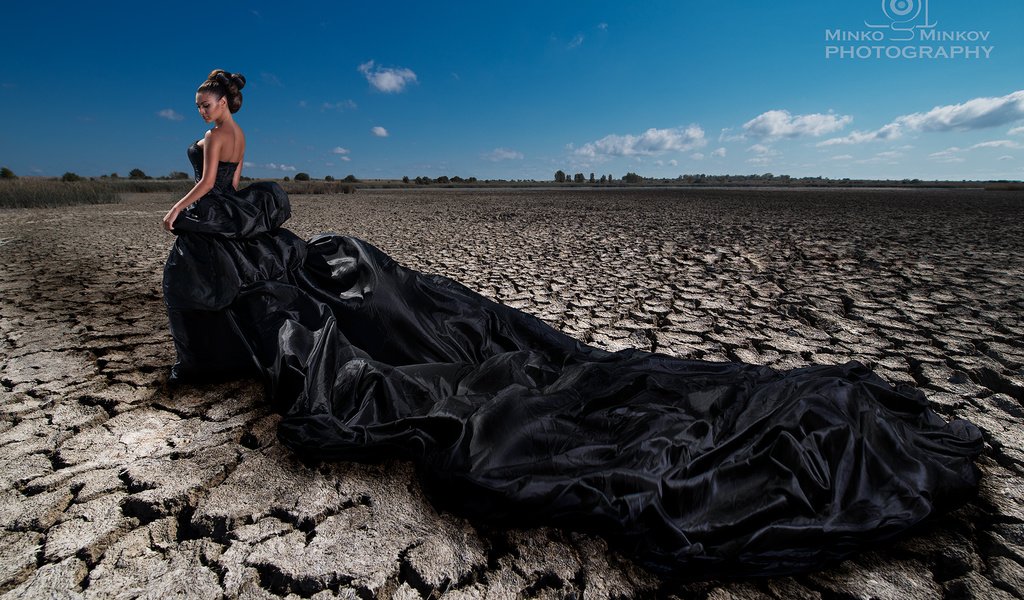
[825,1,993,60]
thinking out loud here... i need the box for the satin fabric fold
[162,146,982,578]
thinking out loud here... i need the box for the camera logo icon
[886,0,920,19]
[866,0,937,40]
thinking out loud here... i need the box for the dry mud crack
[1,187,1023,599]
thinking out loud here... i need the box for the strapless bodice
[187,139,238,192]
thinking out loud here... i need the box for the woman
[162,69,984,580]
[162,69,291,384]
[162,70,246,231]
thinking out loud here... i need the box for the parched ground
[1,187,1023,600]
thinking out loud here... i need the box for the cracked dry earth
[1,187,1023,600]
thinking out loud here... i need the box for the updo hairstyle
[197,69,246,113]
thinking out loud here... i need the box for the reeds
[0,179,193,209]
[0,179,123,209]
[277,180,357,194]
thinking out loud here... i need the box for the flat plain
[1,187,1023,599]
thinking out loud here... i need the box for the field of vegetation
[3,162,1020,210]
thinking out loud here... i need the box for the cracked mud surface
[1,187,1023,599]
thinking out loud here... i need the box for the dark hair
[197,69,246,113]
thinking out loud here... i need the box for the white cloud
[371,126,389,137]
[747,157,773,165]
[1010,126,1024,136]
[574,125,706,159]
[929,147,965,163]
[261,72,282,87]
[970,140,1023,150]
[597,22,608,30]
[322,99,357,111]
[875,150,904,158]
[898,90,1024,132]
[265,163,297,172]
[817,124,901,146]
[157,108,183,121]
[819,89,1024,146]
[718,128,744,143]
[298,100,308,108]
[688,153,702,161]
[340,156,351,162]
[747,143,776,156]
[743,110,851,138]
[998,155,1014,161]
[358,60,417,93]
[482,148,524,161]
[332,147,350,155]
[831,154,853,160]
[568,33,584,49]
[711,147,727,158]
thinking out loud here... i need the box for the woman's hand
[162,205,182,231]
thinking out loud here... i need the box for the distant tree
[599,174,606,183]
[110,173,119,179]
[401,175,410,184]
[324,175,335,181]
[451,175,464,183]
[435,175,450,184]
[415,176,430,185]
[168,171,189,180]
[343,174,358,183]
[61,172,82,182]
[608,173,613,182]
[282,176,290,181]
[129,168,147,179]
[467,176,478,183]
[589,173,595,183]
[0,167,15,179]
[623,172,642,183]
[295,172,311,181]
[554,170,566,183]
[574,172,584,183]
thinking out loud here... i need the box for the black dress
[163,139,983,579]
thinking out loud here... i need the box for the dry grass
[0,179,122,209]
[984,182,1024,191]
[0,179,194,209]
[277,180,356,194]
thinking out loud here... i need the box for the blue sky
[2,1,1023,181]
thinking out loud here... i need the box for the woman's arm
[162,131,221,231]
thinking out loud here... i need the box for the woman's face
[195,92,226,123]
